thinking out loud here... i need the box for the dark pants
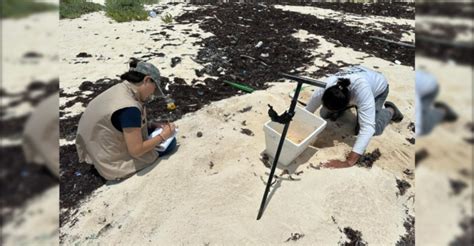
[158,138,177,157]
[420,86,445,135]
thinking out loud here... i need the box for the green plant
[60,0,104,19]
[2,0,57,19]
[105,0,148,22]
[161,13,173,24]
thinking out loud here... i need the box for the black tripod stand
[256,73,326,220]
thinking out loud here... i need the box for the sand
[2,186,59,245]
[59,3,213,90]
[415,56,473,245]
[1,2,59,245]
[61,81,414,245]
[59,1,415,244]
[58,2,218,119]
[2,10,59,117]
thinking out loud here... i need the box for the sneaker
[385,101,404,122]
[434,101,458,122]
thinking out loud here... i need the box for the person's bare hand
[149,121,162,129]
[150,121,170,129]
[321,159,353,169]
[159,123,176,140]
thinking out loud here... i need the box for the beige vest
[22,93,59,178]
[76,82,159,180]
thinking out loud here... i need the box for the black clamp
[267,104,294,124]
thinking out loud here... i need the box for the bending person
[305,66,403,168]
[415,70,457,137]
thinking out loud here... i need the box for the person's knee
[169,138,177,151]
[158,138,178,157]
[374,118,385,136]
[166,138,177,153]
[374,125,384,136]
[373,109,392,136]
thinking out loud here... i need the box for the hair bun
[337,78,351,88]
[129,58,139,68]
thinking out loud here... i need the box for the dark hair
[120,58,145,84]
[322,78,351,111]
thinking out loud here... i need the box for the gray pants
[320,85,392,136]
[420,86,445,135]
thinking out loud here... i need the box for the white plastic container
[263,106,327,166]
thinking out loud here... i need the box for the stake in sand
[256,73,326,220]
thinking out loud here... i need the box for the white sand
[416,166,472,245]
[1,8,59,148]
[1,6,60,246]
[1,10,59,116]
[2,186,59,246]
[2,10,59,92]
[59,1,217,118]
[415,57,473,172]
[61,81,414,245]
[415,56,473,245]
[58,1,212,116]
[59,2,213,90]
[59,3,415,244]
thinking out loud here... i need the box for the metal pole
[279,73,327,88]
[416,35,473,49]
[369,36,416,48]
[256,81,304,220]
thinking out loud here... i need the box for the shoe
[385,101,404,123]
[434,101,458,122]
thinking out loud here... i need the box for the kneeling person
[305,66,403,168]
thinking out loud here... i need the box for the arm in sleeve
[120,108,164,158]
[352,85,376,155]
[305,88,324,113]
[305,76,338,113]
[118,107,142,129]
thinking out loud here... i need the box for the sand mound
[415,57,473,245]
[60,81,414,244]
[59,2,415,244]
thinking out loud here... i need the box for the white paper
[148,128,178,152]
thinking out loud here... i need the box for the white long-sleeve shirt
[305,66,388,155]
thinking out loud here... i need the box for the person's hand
[159,123,176,140]
[320,152,360,169]
[150,121,167,129]
[321,159,354,169]
[149,121,160,129]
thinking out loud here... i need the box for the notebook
[148,128,178,152]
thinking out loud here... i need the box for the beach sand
[415,56,473,245]
[1,2,59,244]
[59,1,415,244]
